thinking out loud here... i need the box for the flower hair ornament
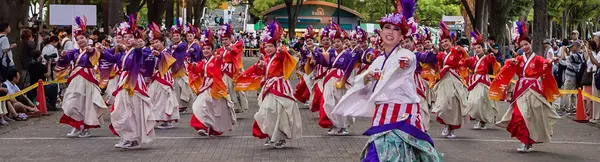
[470,30,484,46]
[73,16,87,37]
[200,29,214,48]
[171,18,184,35]
[354,26,368,42]
[148,22,162,41]
[218,23,233,39]
[328,22,343,40]
[379,0,412,37]
[260,21,283,44]
[516,20,529,43]
[303,25,316,40]
[439,21,456,42]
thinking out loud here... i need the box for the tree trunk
[126,0,145,16]
[0,0,28,70]
[165,0,174,28]
[185,0,192,24]
[488,0,514,58]
[285,0,303,40]
[532,0,549,56]
[561,11,568,39]
[193,0,207,27]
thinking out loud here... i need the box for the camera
[44,53,58,60]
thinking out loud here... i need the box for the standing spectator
[20,29,36,73]
[292,37,304,53]
[60,29,74,52]
[26,50,59,111]
[0,22,16,79]
[20,29,37,85]
[571,30,580,41]
[586,34,600,123]
[543,39,554,59]
[560,40,584,116]
[486,36,501,61]
[42,36,59,64]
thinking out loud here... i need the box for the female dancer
[217,24,248,113]
[294,26,317,105]
[307,27,332,113]
[333,0,442,160]
[489,21,560,152]
[189,29,236,136]
[465,30,500,130]
[236,21,302,148]
[170,20,195,111]
[315,23,356,135]
[432,21,469,138]
[57,16,108,138]
[110,15,160,149]
[146,22,179,129]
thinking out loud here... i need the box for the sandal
[13,114,26,121]
[27,111,41,118]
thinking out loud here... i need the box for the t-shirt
[61,38,74,51]
[28,62,47,85]
[0,34,14,67]
[3,80,20,95]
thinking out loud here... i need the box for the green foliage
[417,0,461,27]
[507,0,532,21]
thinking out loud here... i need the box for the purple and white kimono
[414,50,437,131]
[170,41,195,109]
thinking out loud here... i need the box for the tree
[147,0,167,24]
[416,0,461,27]
[533,0,549,55]
[126,0,146,15]
[0,0,29,70]
[283,0,303,39]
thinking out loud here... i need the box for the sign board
[312,7,325,16]
[49,5,97,26]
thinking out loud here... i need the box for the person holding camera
[27,50,58,111]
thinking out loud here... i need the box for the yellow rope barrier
[0,80,66,102]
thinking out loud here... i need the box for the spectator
[543,39,554,59]
[486,36,502,63]
[586,35,600,123]
[60,28,74,51]
[3,69,39,120]
[42,35,59,64]
[1,22,16,79]
[26,50,59,111]
[571,30,580,41]
[20,29,36,72]
[292,37,305,53]
[560,40,584,116]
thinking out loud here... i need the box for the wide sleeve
[312,48,329,67]
[488,60,519,101]
[234,62,265,91]
[209,57,228,99]
[57,49,75,66]
[538,56,560,102]
[417,50,437,64]
[188,61,204,95]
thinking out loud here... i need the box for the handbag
[595,68,600,90]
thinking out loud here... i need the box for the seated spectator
[27,50,59,111]
[3,69,39,118]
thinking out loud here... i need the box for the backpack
[572,53,591,87]
[0,35,12,80]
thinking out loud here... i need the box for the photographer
[42,36,59,65]
[27,50,58,111]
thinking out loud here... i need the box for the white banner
[49,4,97,26]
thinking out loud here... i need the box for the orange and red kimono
[216,40,244,79]
[463,54,500,91]
[188,56,229,135]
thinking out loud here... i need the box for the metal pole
[337,0,340,23]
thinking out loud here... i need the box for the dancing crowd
[3,0,600,161]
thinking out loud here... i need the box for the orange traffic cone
[574,88,588,123]
[36,79,49,116]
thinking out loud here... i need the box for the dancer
[333,0,442,160]
[236,21,302,148]
[398,9,437,132]
[432,21,469,139]
[307,27,332,113]
[464,30,500,130]
[170,20,195,112]
[57,16,108,138]
[110,15,159,149]
[185,23,202,63]
[294,26,317,105]
[189,29,236,136]
[102,25,127,105]
[352,27,375,75]
[315,22,356,135]
[146,22,179,129]
[217,23,249,113]
[489,21,560,152]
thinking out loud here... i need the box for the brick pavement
[1,57,600,161]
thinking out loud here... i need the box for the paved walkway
[1,58,599,161]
